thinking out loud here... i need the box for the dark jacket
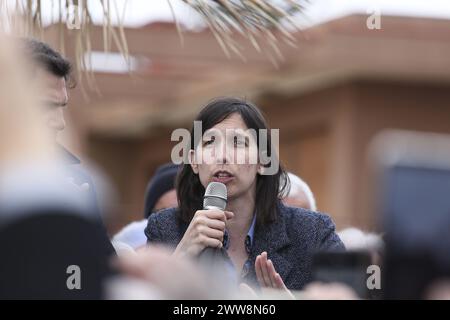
[145,202,345,290]
[58,145,101,218]
[58,145,116,257]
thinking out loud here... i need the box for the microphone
[199,182,228,261]
[203,181,227,211]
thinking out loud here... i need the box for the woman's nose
[213,140,231,164]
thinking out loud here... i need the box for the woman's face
[190,113,263,201]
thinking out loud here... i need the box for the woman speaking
[145,97,344,292]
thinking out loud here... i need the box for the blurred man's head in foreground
[22,38,73,140]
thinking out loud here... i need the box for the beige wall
[85,79,450,233]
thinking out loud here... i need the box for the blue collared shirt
[222,214,256,278]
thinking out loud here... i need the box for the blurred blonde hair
[0,33,53,168]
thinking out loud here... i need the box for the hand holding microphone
[174,182,233,258]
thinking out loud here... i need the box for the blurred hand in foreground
[112,245,237,299]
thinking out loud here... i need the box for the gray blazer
[145,202,345,290]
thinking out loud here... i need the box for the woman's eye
[234,137,247,147]
[203,137,215,146]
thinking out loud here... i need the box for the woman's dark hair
[176,97,289,226]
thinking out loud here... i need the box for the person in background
[281,172,317,211]
[337,227,383,269]
[143,163,179,219]
[112,163,179,251]
[337,227,383,253]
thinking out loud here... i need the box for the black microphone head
[203,182,227,210]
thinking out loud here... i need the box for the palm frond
[0,0,309,95]
[180,0,308,63]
